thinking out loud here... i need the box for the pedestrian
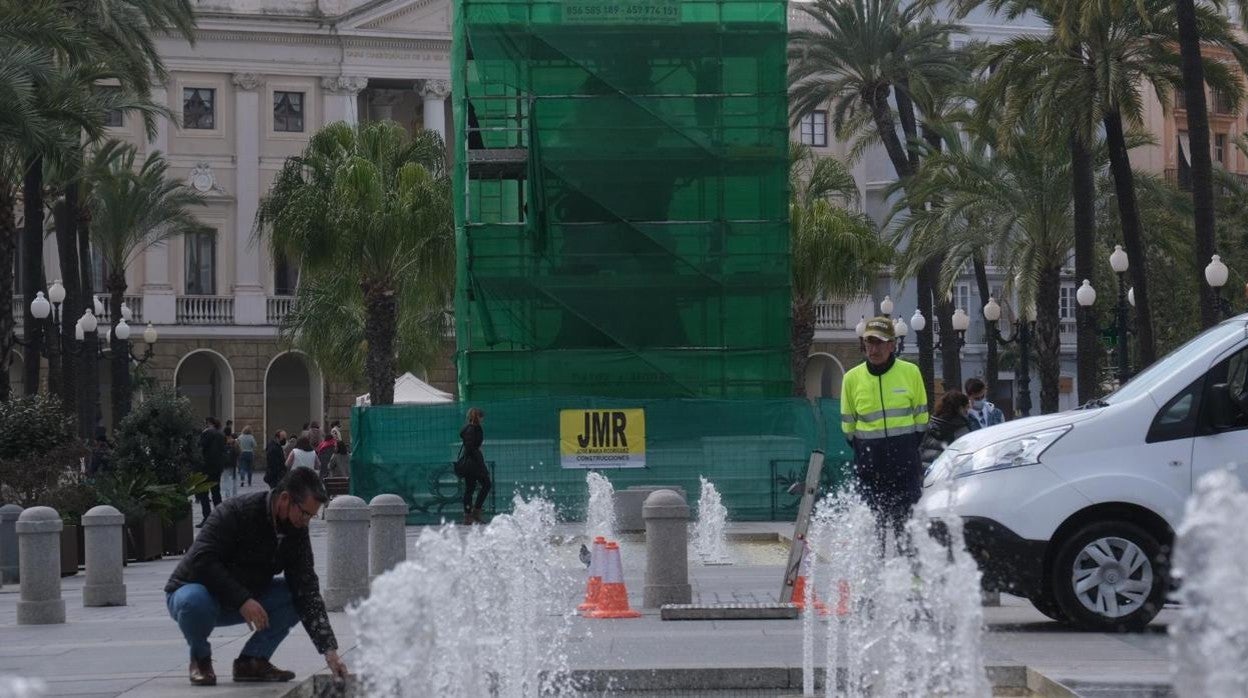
[315,432,337,477]
[965,377,1006,430]
[264,430,288,489]
[308,421,322,446]
[327,440,350,479]
[456,407,490,525]
[237,426,257,487]
[840,316,929,539]
[196,417,227,527]
[221,430,240,500]
[286,435,318,472]
[164,467,349,686]
[284,429,300,460]
[921,390,972,470]
[86,434,112,478]
[329,420,342,442]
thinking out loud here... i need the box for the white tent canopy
[355,372,454,406]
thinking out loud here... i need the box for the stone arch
[804,352,846,399]
[263,351,324,442]
[174,349,236,424]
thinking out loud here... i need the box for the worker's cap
[863,316,896,342]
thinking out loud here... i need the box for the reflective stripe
[857,407,913,423]
[854,424,920,439]
[841,414,856,424]
[913,406,928,417]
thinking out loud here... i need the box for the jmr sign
[559,408,646,469]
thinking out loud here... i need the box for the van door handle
[1169,460,1184,467]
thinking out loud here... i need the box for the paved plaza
[0,486,1176,697]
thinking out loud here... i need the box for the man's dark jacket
[264,438,287,487]
[198,427,227,479]
[165,491,337,654]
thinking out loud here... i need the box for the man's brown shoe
[189,657,216,686]
[232,655,296,683]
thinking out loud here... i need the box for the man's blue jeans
[166,577,300,660]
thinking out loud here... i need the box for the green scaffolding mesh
[452,0,791,401]
[350,397,853,524]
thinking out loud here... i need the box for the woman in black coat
[458,407,490,524]
[921,390,972,470]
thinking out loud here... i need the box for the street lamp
[983,296,1035,418]
[893,316,909,353]
[880,295,894,317]
[855,315,867,353]
[1205,254,1232,319]
[15,282,69,358]
[73,310,158,365]
[1108,245,1133,384]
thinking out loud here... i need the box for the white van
[919,316,1248,631]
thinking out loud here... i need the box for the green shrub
[111,387,203,485]
[0,395,86,506]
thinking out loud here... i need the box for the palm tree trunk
[0,184,18,402]
[1035,262,1062,414]
[1102,112,1157,367]
[79,200,99,437]
[1174,0,1218,329]
[791,300,816,398]
[921,125,956,397]
[363,282,398,405]
[109,273,130,429]
[972,255,998,396]
[1070,135,1100,404]
[53,194,79,432]
[22,157,44,396]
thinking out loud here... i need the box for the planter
[162,514,194,556]
[125,513,164,562]
[60,524,80,577]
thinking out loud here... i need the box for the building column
[232,73,266,325]
[320,76,369,127]
[142,85,175,325]
[418,79,450,142]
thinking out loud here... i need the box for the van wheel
[1051,521,1168,632]
[1029,584,1066,622]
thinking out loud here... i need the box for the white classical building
[27,0,459,435]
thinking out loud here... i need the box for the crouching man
[165,467,349,685]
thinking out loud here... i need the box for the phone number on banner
[562,0,680,24]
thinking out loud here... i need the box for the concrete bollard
[369,494,407,580]
[0,503,21,586]
[324,495,370,611]
[642,489,692,608]
[82,505,127,607]
[17,506,65,624]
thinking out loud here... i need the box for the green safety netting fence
[350,397,853,524]
[452,0,791,401]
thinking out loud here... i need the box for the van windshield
[1102,320,1247,405]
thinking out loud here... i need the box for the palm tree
[789,143,888,396]
[257,121,455,405]
[789,0,963,400]
[86,142,208,425]
[890,114,1075,414]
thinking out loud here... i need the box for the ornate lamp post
[983,296,1034,418]
[893,315,909,353]
[1205,254,1232,319]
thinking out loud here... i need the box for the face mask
[972,399,985,410]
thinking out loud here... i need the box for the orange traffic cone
[791,575,829,615]
[578,536,607,614]
[589,542,641,619]
[835,579,851,617]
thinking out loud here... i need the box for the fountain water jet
[1171,469,1248,697]
[585,472,616,542]
[691,476,731,564]
[804,491,989,697]
[350,496,580,698]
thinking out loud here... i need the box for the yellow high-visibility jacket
[840,358,929,442]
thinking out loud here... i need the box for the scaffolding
[452,0,791,400]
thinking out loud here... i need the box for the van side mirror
[1208,383,1243,429]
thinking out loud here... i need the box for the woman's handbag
[453,443,469,478]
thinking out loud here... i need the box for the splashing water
[804,491,990,697]
[585,472,616,541]
[350,496,580,698]
[0,677,45,698]
[691,476,731,564]
[1171,469,1248,697]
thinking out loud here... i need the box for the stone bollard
[324,495,370,611]
[642,489,692,608]
[17,506,66,624]
[369,494,407,580]
[82,505,127,607]
[0,503,21,585]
